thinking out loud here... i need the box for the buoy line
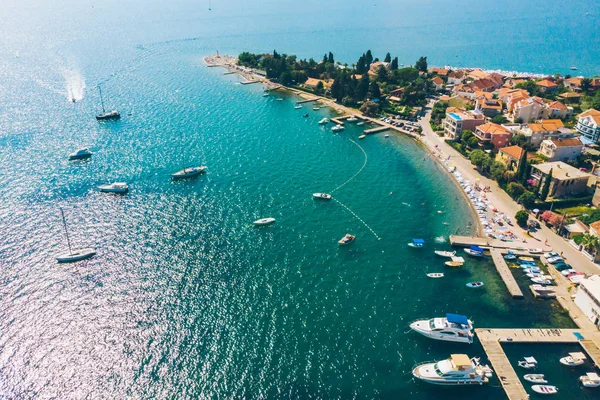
[332,197,381,240]
[330,138,367,194]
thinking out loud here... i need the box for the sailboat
[56,209,96,263]
[95,85,120,121]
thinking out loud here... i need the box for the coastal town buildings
[474,92,502,117]
[535,79,558,93]
[576,109,600,144]
[530,161,595,199]
[565,77,582,92]
[512,96,545,122]
[538,138,584,162]
[574,275,600,329]
[521,120,572,148]
[431,76,444,91]
[496,146,531,171]
[447,70,467,85]
[442,108,485,139]
[544,100,571,120]
[473,122,512,151]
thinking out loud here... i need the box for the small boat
[445,261,462,267]
[434,250,456,258]
[530,284,555,293]
[580,372,600,387]
[410,314,474,343]
[532,385,558,395]
[384,134,390,138]
[464,245,484,257]
[313,107,320,111]
[427,273,444,278]
[294,105,302,109]
[331,125,344,132]
[56,208,96,263]
[95,85,120,121]
[312,193,332,200]
[338,234,355,245]
[302,113,309,118]
[524,374,548,384]
[518,357,537,369]
[358,135,366,139]
[531,277,553,285]
[570,66,578,71]
[504,251,517,260]
[262,92,269,97]
[318,118,329,125]
[466,281,484,288]
[69,148,93,160]
[519,256,534,262]
[171,166,207,179]
[408,238,425,248]
[530,248,543,254]
[276,98,283,101]
[412,354,492,385]
[98,182,129,194]
[559,352,586,367]
[357,122,364,126]
[346,116,358,122]
[254,218,276,226]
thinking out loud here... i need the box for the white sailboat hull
[56,248,96,263]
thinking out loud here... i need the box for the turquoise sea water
[0,1,598,398]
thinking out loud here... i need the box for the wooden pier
[296,98,319,104]
[363,125,390,134]
[449,235,489,247]
[476,328,600,400]
[240,80,261,85]
[490,249,524,299]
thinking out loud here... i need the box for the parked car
[561,269,577,277]
[544,252,559,259]
[546,256,564,264]
[553,262,571,271]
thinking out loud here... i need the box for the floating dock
[363,125,390,134]
[296,98,319,104]
[490,249,524,299]
[240,80,261,85]
[476,328,600,400]
[449,235,489,247]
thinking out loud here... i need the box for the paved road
[419,104,600,275]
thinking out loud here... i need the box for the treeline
[237,50,433,111]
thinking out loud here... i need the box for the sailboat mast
[98,85,106,113]
[60,208,73,255]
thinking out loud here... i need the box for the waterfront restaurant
[574,275,600,329]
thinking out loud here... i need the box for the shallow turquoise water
[0,2,596,398]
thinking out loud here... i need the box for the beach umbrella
[532,208,540,214]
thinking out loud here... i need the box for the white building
[574,275,600,329]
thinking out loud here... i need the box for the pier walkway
[490,249,524,299]
[296,98,319,104]
[363,125,390,134]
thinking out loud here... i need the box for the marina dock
[296,98,319,104]
[490,249,524,299]
[476,328,600,400]
[363,125,390,134]
[240,80,261,85]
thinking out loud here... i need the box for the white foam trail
[61,68,86,102]
[434,236,446,243]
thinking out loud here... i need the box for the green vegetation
[555,205,594,217]
[540,169,552,201]
[491,115,508,124]
[469,149,491,170]
[430,101,448,131]
[515,210,529,227]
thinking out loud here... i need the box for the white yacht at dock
[412,354,492,385]
[410,313,474,343]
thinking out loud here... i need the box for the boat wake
[62,68,86,102]
[434,236,446,243]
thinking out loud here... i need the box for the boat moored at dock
[412,354,492,385]
[559,352,586,366]
[532,385,558,395]
[318,118,329,125]
[524,374,547,384]
[410,314,474,343]
[434,250,456,258]
[580,372,600,387]
[464,245,484,257]
[331,124,344,132]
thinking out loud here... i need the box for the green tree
[368,81,381,99]
[516,147,528,183]
[377,65,388,82]
[581,78,592,94]
[356,55,367,74]
[461,130,474,144]
[515,210,529,227]
[355,74,370,100]
[581,233,600,252]
[328,52,335,64]
[540,168,552,201]
[510,134,528,147]
[490,161,507,182]
[592,91,600,110]
[323,53,328,64]
[518,191,536,208]
[365,50,373,66]
[384,52,391,63]
[315,80,324,95]
[415,56,428,72]
[359,101,379,116]
[467,136,479,148]
[469,149,490,170]
[491,115,508,124]
[391,57,399,70]
[507,182,526,199]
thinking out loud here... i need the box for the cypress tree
[328,52,334,64]
[323,54,328,64]
[368,81,381,99]
[391,57,399,70]
[365,50,373,66]
[516,148,527,182]
[540,169,552,201]
[384,52,391,63]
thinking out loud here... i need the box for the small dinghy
[408,239,425,248]
[346,116,358,122]
[580,372,600,387]
[464,245,484,257]
[302,113,309,118]
[519,256,535,262]
[312,193,332,200]
[357,122,364,126]
[338,234,355,245]
[276,98,283,101]
[262,92,269,97]
[384,134,390,138]
[313,107,320,111]
[445,261,462,267]
[434,250,456,258]
[254,217,276,226]
[466,281,484,288]
[358,135,366,139]
[531,277,553,285]
[504,252,517,260]
[331,124,344,132]
[524,374,547,384]
[294,105,302,109]
[518,357,537,369]
[427,273,444,278]
[319,118,329,125]
[532,385,558,395]
[559,352,586,367]
[98,182,129,193]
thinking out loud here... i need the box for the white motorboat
[56,209,96,263]
[410,314,474,344]
[357,121,364,126]
[464,246,484,257]
[262,92,269,97]
[254,218,276,226]
[294,105,302,109]
[338,234,355,245]
[580,372,600,387]
[346,116,358,122]
[312,193,332,200]
[531,277,553,285]
[69,148,93,160]
[276,98,283,101]
[434,250,456,258]
[427,273,444,278]
[530,284,555,293]
[358,135,366,139]
[331,124,344,132]
[559,352,586,366]
[524,374,548,384]
[412,354,492,385]
[313,107,320,111]
[98,182,129,193]
[171,166,207,179]
[318,118,329,125]
[532,385,558,395]
[384,134,390,137]
[518,356,537,369]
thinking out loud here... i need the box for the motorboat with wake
[254,218,276,226]
[560,352,586,366]
[318,118,329,125]
[580,372,600,387]
[410,313,474,343]
[312,193,332,200]
[412,354,492,385]
[524,374,548,384]
[171,166,207,179]
[532,385,558,395]
[69,148,93,160]
[331,124,344,132]
[434,250,456,258]
[56,208,96,263]
[338,234,355,245]
[98,182,129,194]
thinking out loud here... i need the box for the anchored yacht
[410,313,474,343]
[171,166,207,179]
[69,148,93,160]
[98,182,129,194]
[412,354,492,385]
